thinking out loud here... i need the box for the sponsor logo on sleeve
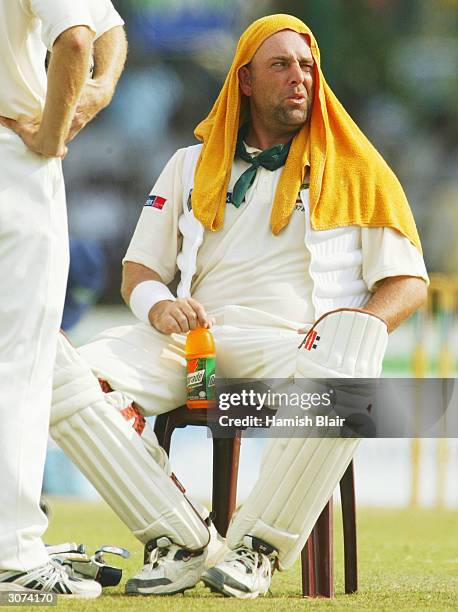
[145,195,167,210]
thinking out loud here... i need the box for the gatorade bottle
[185,327,216,409]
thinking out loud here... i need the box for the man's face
[239,30,314,136]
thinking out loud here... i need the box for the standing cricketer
[48,14,428,598]
[0,0,126,597]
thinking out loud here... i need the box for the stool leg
[301,500,333,597]
[340,460,357,593]
[314,500,334,597]
[301,537,316,597]
[153,414,173,455]
[211,432,241,536]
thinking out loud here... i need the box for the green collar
[232,124,292,208]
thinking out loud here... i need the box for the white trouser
[79,306,361,568]
[79,305,303,415]
[0,129,69,571]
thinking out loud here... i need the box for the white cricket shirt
[125,147,429,325]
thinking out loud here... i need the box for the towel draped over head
[192,14,422,252]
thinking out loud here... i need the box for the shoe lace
[148,545,169,569]
[227,547,260,575]
[38,560,77,590]
[48,559,71,578]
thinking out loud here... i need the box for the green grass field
[26,499,457,611]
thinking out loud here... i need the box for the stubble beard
[273,97,311,132]
[250,92,312,142]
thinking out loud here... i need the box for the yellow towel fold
[192,14,422,252]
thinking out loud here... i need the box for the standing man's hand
[0,26,95,159]
[149,298,215,335]
[0,117,67,158]
[66,79,111,142]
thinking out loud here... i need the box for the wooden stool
[154,405,357,598]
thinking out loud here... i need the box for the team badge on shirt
[145,195,167,210]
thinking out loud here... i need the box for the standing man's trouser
[0,128,69,571]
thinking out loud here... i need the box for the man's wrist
[129,280,176,325]
[93,77,115,107]
[35,128,66,157]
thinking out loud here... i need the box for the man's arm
[297,275,427,335]
[121,261,163,303]
[362,275,428,333]
[67,25,127,142]
[122,261,214,335]
[0,26,94,157]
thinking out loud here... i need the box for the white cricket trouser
[79,305,359,567]
[0,128,69,571]
[79,305,304,414]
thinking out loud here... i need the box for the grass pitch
[33,500,458,611]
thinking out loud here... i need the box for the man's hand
[0,116,67,158]
[149,298,215,334]
[66,78,112,142]
[1,26,94,159]
[121,263,214,334]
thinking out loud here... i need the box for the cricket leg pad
[226,434,359,570]
[50,334,209,550]
[297,308,388,378]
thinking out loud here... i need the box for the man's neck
[244,122,299,151]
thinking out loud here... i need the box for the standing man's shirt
[0,0,124,121]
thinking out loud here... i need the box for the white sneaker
[0,560,101,599]
[201,536,277,599]
[204,519,229,569]
[124,537,206,596]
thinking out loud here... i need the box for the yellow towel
[193,14,422,251]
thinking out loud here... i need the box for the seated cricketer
[49,14,428,599]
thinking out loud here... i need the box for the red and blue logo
[145,195,167,210]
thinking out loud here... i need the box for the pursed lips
[286,91,306,103]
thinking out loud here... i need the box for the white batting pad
[103,390,172,474]
[226,309,386,568]
[226,434,358,570]
[50,334,209,550]
[297,308,388,378]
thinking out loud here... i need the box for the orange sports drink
[185,327,216,409]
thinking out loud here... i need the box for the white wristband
[129,280,176,324]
